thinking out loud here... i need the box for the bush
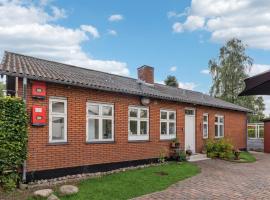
[0,97,28,191]
[205,138,233,159]
[177,150,187,162]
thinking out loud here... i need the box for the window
[203,113,208,139]
[86,103,114,142]
[49,98,67,143]
[128,106,149,141]
[160,110,176,140]
[215,115,224,138]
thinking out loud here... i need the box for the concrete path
[135,152,270,200]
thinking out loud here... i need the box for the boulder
[59,185,79,196]
[47,194,60,200]
[34,189,53,198]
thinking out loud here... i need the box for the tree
[164,75,179,87]
[209,38,265,122]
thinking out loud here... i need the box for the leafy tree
[209,38,265,122]
[164,75,179,87]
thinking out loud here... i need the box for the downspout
[22,77,27,182]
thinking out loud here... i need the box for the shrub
[0,97,28,191]
[205,138,233,159]
[177,150,187,162]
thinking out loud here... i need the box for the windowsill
[203,137,209,139]
[86,141,115,144]
[214,136,224,139]
[160,134,176,140]
[128,140,150,143]
[47,142,68,146]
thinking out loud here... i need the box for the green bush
[205,138,233,159]
[0,97,28,191]
[177,150,187,162]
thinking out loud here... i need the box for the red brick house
[0,52,249,182]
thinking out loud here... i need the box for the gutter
[22,77,27,182]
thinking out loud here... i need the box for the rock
[34,189,53,198]
[19,183,28,190]
[47,194,59,200]
[59,185,79,196]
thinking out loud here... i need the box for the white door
[185,109,196,153]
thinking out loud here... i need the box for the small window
[49,98,67,143]
[185,109,195,115]
[203,113,208,139]
[160,110,176,140]
[128,106,149,141]
[87,103,114,142]
[215,115,224,138]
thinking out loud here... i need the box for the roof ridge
[4,51,139,82]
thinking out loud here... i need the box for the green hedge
[205,138,233,159]
[0,97,28,190]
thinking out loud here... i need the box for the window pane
[203,115,208,122]
[248,125,256,138]
[169,122,175,135]
[161,122,167,135]
[161,111,167,120]
[88,118,99,140]
[52,117,65,140]
[88,105,99,115]
[52,101,64,113]
[140,121,147,135]
[129,120,137,135]
[102,106,112,116]
[259,125,264,138]
[215,117,218,123]
[140,109,148,118]
[169,112,175,120]
[102,119,112,139]
[220,117,224,123]
[215,125,219,137]
[185,109,194,115]
[129,108,138,117]
[203,124,208,137]
[219,125,224,137]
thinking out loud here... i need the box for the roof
[0,51,250,112]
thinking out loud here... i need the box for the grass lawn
[62,162,199,200]
[28,162,200,200]
[228,151,256,163]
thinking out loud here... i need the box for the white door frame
[184,108,196,153]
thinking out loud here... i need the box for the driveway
[135,152,270,200]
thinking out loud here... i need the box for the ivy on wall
[0,97,28,190]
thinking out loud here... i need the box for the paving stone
[47,194,59,200]
[59,185,79,196]
[135,152,270,200]
[34,189,53,198]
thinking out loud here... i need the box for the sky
[0,0,270,113]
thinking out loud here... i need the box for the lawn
[28,162,200,200]
[228,151,256,163]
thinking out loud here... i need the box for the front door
[185,108,196,153]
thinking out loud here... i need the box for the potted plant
[233,149,241,160]
[171,137,180,148]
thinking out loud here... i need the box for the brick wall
[19,79,247,172]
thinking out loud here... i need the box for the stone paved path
[135,152,270,200]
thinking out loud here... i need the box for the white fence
[248,123,264,139]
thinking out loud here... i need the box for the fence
[247,123,264,151]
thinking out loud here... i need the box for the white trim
[203,113,208,139]
[128,106,149,141]
[215,115,224,138]
[49,98,67,143]
[160,110,176,140]
[86,102,114,142]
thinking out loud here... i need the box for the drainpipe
[22,77,27,182]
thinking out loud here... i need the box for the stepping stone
[47,194,60,200]
[59,185,79,196]
[34,189,53,198]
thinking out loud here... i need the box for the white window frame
[160,110,176,140]
[49,98,67,143]
[86,102,114,142]
[128,106,149,141]
[215,115,224,138]
[203,113,208,139]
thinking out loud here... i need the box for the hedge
[0,97,28,190]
